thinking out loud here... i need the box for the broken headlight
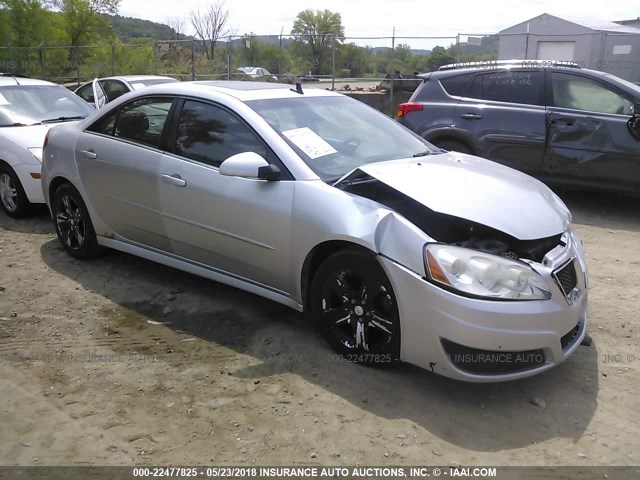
[425,244,551,301]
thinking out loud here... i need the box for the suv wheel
[435,139,473,155]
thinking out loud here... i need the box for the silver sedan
[41,81,588,382]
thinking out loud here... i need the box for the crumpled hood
[358,153,571,240]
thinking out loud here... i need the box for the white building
[499,13,640,82]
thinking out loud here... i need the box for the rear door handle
[461,113,483,120]
[161,173,186,187]
[80,149,97,159]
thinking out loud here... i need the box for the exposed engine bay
[336,171,563,263]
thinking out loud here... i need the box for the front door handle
[80,149,97,159]
[161,173,187,187]
[549,120,575,126]
[461,113,483,120]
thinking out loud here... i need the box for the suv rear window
[439,74,475,97]
[467,70,543,105]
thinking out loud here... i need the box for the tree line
[0,1,497,82]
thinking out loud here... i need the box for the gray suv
[397,61,640,193]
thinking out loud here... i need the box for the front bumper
[380,230,588,382]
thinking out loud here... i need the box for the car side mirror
[219,152,282,181]
[627,103,640,141]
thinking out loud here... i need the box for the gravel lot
[0,190,638,470]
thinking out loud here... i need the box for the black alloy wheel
[310,249,401,365]
[52,183,102,259]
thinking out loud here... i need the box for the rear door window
[439,74,475,97]
[100,80,130,102]
[468,70,544,105]
[111,97,173,148]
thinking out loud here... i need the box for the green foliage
[423,45,455,71]
[102,14,184,42]
[0,3,498,84]
[337,42,368,77]
[234,35,287,74]
[291,9,344,75]
[2,0,50,46]
[114,41,154,75]
[59,0,119,48]
[0,1,67,76]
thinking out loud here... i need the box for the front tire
[310,249,401,365]
[0,164,32,218]
[52,183,103,259]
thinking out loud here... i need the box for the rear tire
[434,138,473,155]
[310,249,401,366]
[52,183,103,259]
[0,164,32,218]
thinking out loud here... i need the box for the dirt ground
[0,190,638,470]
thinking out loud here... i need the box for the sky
[118,0,640,49]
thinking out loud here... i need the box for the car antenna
[0,72,22,85]
[290,82,304,95]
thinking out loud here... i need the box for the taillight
[43,130,50,149]
[396,102,423,117]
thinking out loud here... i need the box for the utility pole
[331,35,336,91]
[227,37,232,80]
[278,27,283,75]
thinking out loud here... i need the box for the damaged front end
[335,169,564,264]
[334,165,587,380]
[334,162,586,305]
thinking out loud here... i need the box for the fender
[422,126,478,153]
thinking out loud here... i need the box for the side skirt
[97,236,304,312]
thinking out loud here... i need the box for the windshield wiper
[0,122,30,127]
[333,171,377,190]
[412,150,438,157]
[40,115,86,124]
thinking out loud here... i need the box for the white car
[74,75,179,109]
[0,75,94,218]
[237,67,276,80]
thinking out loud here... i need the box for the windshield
[0,85,93,127]
[246,96,441,181]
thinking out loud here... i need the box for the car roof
[437,59,582,72]
[424,61,635,82]
[119,75,178,81]
[419,62,640,96]
[423,59,584,79]
[74,75,179,89]
[138,80,341,101]
[0,75,57,87]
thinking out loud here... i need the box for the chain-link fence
[0,33,493,86]
[3,30,637,93]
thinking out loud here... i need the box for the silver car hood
[358,153,570,240]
